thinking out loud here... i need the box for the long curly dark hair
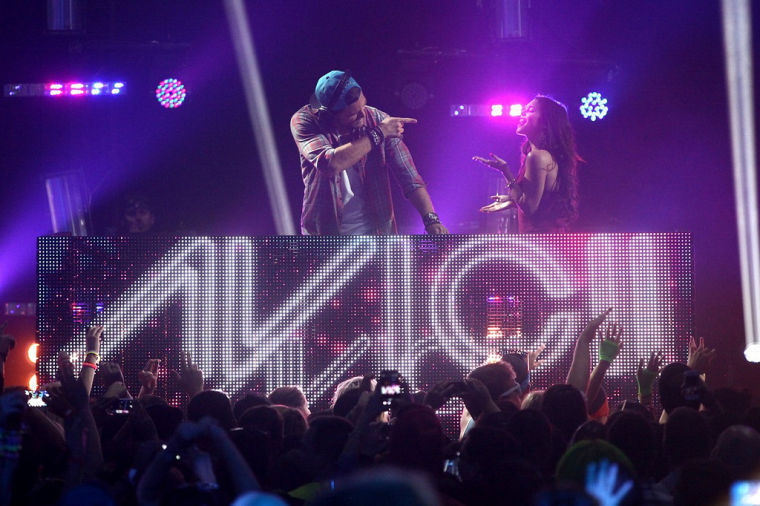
[520,96,581,224]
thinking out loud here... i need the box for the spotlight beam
[722,0,760,361]
[223,0,296,235]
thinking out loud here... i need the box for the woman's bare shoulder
[526,149,557,171]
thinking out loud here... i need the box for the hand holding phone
[108,397,134,415]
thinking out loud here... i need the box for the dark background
[1,1,758,395]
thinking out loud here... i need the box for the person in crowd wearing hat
[290,70,448,235]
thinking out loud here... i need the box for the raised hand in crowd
[423,380,463,411]
[54,351,103,486]
[138,358,161,399]
[138,417,261,505]
[459,377,500,420]
[80,325,103,396]
[567,308,612,390]
[687,336,717,375]
[586,322,623,420]
[174,351,204,398]
[636,350,663,410]
[585,459,633,506]
[528,343,547,370]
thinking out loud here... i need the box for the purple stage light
[509,104,522,116]
[580,92,609,121]
[155,78,187,109]
[490,104,504,117]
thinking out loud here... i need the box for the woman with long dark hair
[474,96,580,233]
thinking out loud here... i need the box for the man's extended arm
[408,188,448,234]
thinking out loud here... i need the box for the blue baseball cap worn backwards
[313,70,362,112]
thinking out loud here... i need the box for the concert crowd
[1,312,759,506]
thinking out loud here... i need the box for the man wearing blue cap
[291,70,448,235]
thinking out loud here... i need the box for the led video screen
[37,234,692,428]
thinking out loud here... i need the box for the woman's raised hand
[473,153,510,175]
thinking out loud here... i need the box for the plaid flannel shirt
[290,104,426,235]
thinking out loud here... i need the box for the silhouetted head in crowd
[303,416,354,471]
[521,390,544,410]
[468,360,519,410]
[458,426,521,484]
[332,387,363,418]
[673,459,732,506]
[388,404,445,476]
[268,385,310,419]
[142,397,184,441]
[606,411,657,479]
[711,424,760,480]
[555,439,636,488]
[541,384,587,443]
[613,399,652,421]
[658,362,691,414]
[501,352,530,393]
[663,406,711,467]
[459,426,543,505]
[239,405,284,446]
[187,389,236,430]
[331,375,373,408]
[272,405,308,451]
[506,409,553,474]
[233,392,271,422]
[310,467,438,506]
[570,420,605,446]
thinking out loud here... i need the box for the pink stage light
[509,104,522,116]
[490,104,504,117]
[155,78,187,109]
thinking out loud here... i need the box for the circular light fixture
[579,92,609,121]
[27,343,39,363]
[155,78,187,109]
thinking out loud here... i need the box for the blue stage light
[580,92,609,121]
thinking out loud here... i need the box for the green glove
[598,339,620,363]
[637,368,657,397]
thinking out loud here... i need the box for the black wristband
[422,212,441,228]
[367,126,384,148]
